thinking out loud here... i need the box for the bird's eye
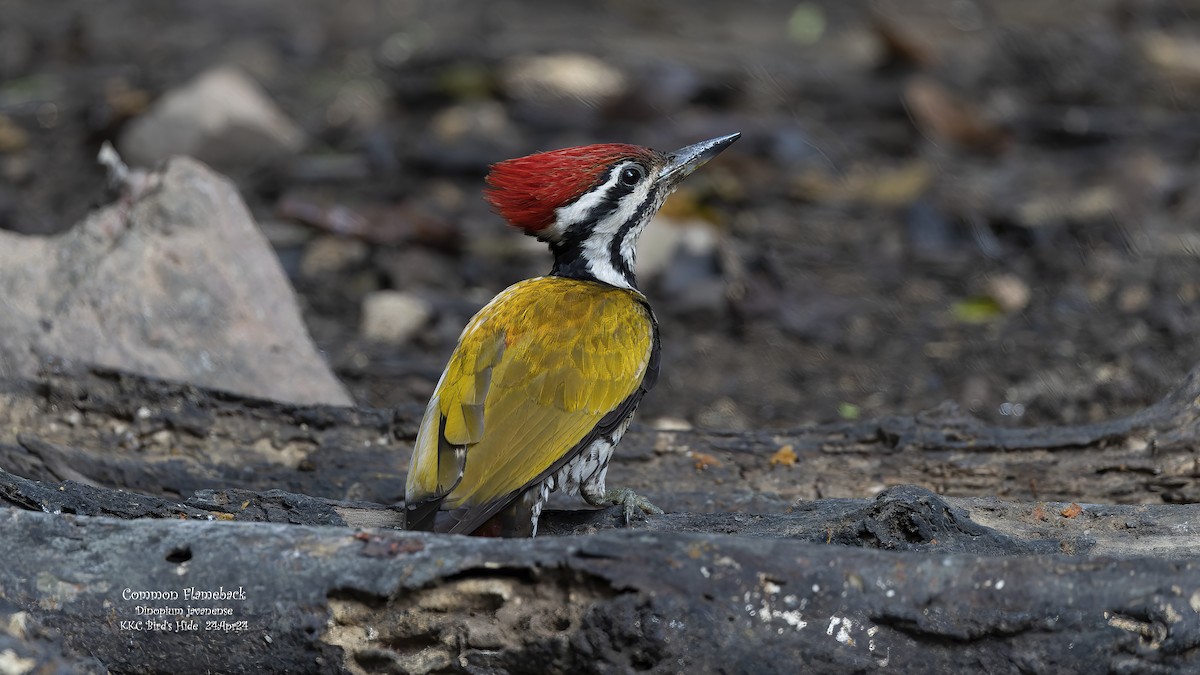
[619,165,645,187]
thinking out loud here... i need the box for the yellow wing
[404,276,655,533]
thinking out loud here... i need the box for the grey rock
[500,52,628,131]
[0,157,351,406]
[361,291,433,345]
[634,216,688,280]
[118,66,304,169]
[985,273,1032,313]
[500,52,627,106]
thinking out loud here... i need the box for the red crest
[484,144,658,232]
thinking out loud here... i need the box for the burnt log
[1,496,1198,674]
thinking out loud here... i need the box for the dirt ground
[3,0,1199,431]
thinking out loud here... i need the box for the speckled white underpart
[529,412,635,536]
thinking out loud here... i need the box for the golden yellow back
[405,276,655,530]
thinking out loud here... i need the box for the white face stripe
[552,160,659,290]
[550,165,622,237]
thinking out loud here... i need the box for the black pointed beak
[659,132,741,186]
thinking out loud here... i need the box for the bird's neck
[548,228,640,291]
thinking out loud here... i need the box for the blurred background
[2,0,1199,430]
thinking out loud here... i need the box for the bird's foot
[604,487,663,527]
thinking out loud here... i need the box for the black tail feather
[402,497,443,531]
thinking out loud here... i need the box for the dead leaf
[952,296,1004,324]
[872,14,940,68]
[0,115,29,153]
[792,160,932,206]
[770,445,798,467]
[104,78,151,118]
[1031,504,1048,521]
[1060,503,1083,519]
[692,452,720,471]
[904,76,1010,154]
[277,194,461,251]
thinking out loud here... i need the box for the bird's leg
[608,488,665,526]
[582,483,663,526]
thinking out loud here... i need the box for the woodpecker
[402,132,740,536]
